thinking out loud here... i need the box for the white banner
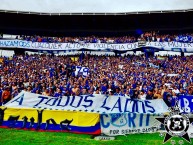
[4,91,168,114]
[100,113,161,136]
[0,39,193,52]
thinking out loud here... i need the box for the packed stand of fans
[16,35,137,43]
[11,31,193,43]
[1,54,193,107]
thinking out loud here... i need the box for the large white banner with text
[4,91,168,114]
[0,39,193,52]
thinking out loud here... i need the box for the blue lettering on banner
[141,101,146,113]
[100,96,111,111]
[124,98,133,113]
[100,112,161,135]
[18,41,30,48]
[70,96,83,108]
[124,99,155,113]
[45,98,58,106]
[139,113,150,127]
[0,40,63,50]
[146,114,150,126]
[100,113,152,129]
[132,100,139,113]
[11,93,24,105]
[145,101,155,113]
[111,97,122,112]
[82,95,94,108]
[5,92,167,114]
[139,113,143,127]
[128,113,136,127]
[0,40,30,48]
[1,40,193,52]
[56,96,70,107]
[0,41,3,46]
[100,114,110,128]
[34,96,49,107]
[178,95,193,112]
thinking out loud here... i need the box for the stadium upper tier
[1,12,193,36]
[1,32,193,43]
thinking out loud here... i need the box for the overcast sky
[0,0,193,13]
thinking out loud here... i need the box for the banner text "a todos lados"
[5,91,168,114]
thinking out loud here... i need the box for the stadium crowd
[13,31,193,43]
[0,53,193,107]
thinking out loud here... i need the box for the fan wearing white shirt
[172,86,180,94]
[138,90,146,100]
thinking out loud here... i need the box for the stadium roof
[0,0,193,15]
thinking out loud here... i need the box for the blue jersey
[53,92,62,97]
[0,89,2,100]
